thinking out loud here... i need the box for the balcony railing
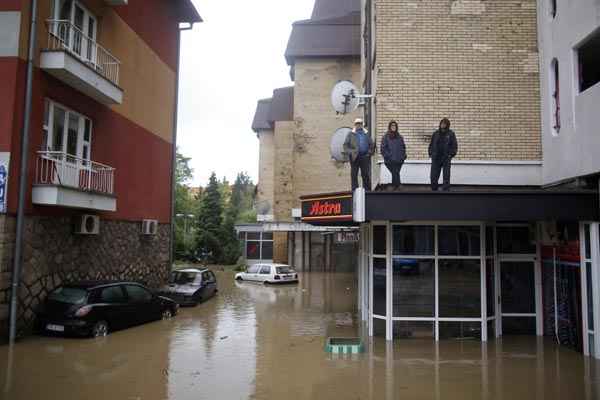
[46,19,121,86]
[35,151,115,195]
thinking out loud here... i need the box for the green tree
[174,150,199,260]
[196,172,224,263]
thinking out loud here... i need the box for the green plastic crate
[325,337,364,354]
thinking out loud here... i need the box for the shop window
[485,226,494,256]
[373,318,386,336]
[438,321,481,340]
[550,58,561,134]
[246,241,260,260]
[438,260,481,318]
[393,321,434,339]
[587,262,594,329]
[261,241,273,260]
[577,28,600,92]
[497,226,536,254]
[393,258,434,317]
[262,232,273,240]
[373,258,387,316]
[438,226,480,256]
[486,259,495,317]
[373,225,387,255]
[247,232,260,240]
[392,226,434,256]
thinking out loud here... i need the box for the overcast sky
[176,0,315,187]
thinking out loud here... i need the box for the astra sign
[301,192,353,223]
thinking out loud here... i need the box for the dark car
[36,281,178,338]
[157,268,218,306]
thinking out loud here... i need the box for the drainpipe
[169,22,194,270]
[8,0,38,344]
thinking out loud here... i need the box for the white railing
[46,19,121,86]
[35,151,115,195]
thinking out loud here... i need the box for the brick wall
[374,0,541,161]
[291,58,362,202]
[257,130,275,215]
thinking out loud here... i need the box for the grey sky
[177,0,315,187]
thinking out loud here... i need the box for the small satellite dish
[331,80,360,115]
[255,200,271,215]
[330,127,352,162]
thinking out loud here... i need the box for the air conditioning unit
[141,219,158,235]
[74,214,100,235]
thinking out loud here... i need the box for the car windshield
[276,266,294,274]
[47,287,88,305]
[169,271,198,284]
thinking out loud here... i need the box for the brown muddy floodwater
[1,271,599,400]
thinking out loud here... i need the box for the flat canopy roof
[365,189,600,222]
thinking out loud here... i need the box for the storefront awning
[365,189,599,222]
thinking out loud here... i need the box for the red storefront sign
[301,192,353,223]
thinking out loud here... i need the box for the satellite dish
[331,80,360,115]
[256,200,271,215]
[330,127,352,162]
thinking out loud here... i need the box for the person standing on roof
[428,118,458,191]
[381,120,407,189]
[344,118,374,191]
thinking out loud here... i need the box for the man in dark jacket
[381,120,407,189]
[343,118,374,191]
[428,118,458,191]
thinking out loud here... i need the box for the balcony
[32,151,117,212]
[40,20,123,105]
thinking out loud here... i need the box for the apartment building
[294,0,600,360]
[242,0,362,271]
[0,0,201,336]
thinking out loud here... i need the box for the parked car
[36,281,178,338]
[157,268,218,306]
[235,263,298,284]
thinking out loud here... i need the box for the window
[52,0,98,63]
[550,59,560,134]
[438,226,480,256]
[48,287,87,305]
[243,231,274,261]
[125,285,153,303]
[202,271,216,283]
[170,271,199,285]
[393,226,434,256]
[246,241,260,260]
[247,265,260,274]
[100,286,125,303]
[577,29,600,93]
[259,266,271,275]
[44,99,93,160]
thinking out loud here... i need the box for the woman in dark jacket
[381,120,407,188]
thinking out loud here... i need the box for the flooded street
[1,270,599,400]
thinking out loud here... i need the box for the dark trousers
[385,161,404,187]
[430,157,451,191]
[351,155,371,191]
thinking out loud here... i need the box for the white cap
[354,118,364,124]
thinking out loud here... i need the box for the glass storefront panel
[262,232,273,240]
[590,333,595,358]
[247,232,261,240]
[502,316,536,335]
[392,226,434,255]
[497,226,536,254]
[373,318,386,336]
[486,258,495,317]
[501,261,535,314]
[587,262,594,329]
[393,258,434,317]
[487,320,496,339]
[373,258,387,316]
[373,225,387,255]
[486,226,494,256]
[439,260,481,318]
[438,226,480,256]
[438,321,481,340]
[261,241,273,260]
[393,321,434,339]
[584,224,591,259]
[246,241,260,260]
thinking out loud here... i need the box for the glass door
[500,261,537,334]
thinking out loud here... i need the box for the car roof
[63,281,145,290]
[174,268,207,273]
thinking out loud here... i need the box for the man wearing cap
[343,118,375,191]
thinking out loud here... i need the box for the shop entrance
[500,260,537,335]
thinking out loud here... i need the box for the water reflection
[0,271,599,400]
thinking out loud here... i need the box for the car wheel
[91,320,109,338]
[162,308,173,320]
[235,276,243,281]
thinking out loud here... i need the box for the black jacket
[428,129,458,160]
[381,132,407,163]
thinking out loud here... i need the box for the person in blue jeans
[381,120,407,189]
[343,118,374,191]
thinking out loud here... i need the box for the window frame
[43,99,93,161]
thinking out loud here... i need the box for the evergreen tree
[196,172,224,263]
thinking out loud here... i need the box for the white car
[235,263,298,284]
